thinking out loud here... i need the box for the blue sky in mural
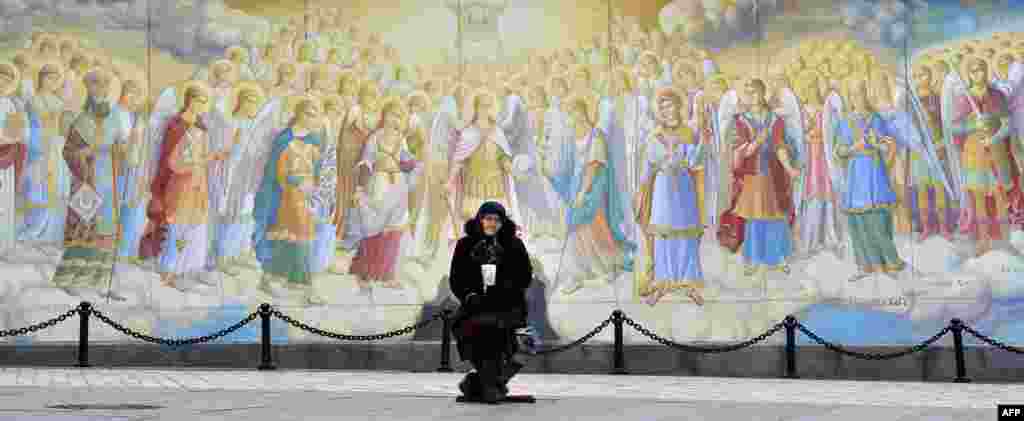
[153,302,288,345]
[798,297,1024,346]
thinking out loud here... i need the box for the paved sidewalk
[0,368,1009,420]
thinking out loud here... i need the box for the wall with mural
[0,0,1023,348]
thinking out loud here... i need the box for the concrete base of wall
[1,342,1021,383]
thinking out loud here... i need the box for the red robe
[0,144,25,192]
[727,114,794,224]
[139,115,204,258]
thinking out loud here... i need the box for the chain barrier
[11,300,1024,380]
[962,325,1024,354]
[623,315,784,353]
[271,308,440,340]
[524,316,613,355]
[90,308,259,346]
[795,322,950,360]
[0,307,78,338]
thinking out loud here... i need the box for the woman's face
[481,214,502,236]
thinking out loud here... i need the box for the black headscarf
[464,201,518,265]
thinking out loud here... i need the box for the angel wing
[431,95,458,165]
[775,86,805,212]
[940,69,971,203]
[204,107,234,214]
[545,103,576,204]
[598,96,636,237]
[891,74,956,198]
[707,89,739,227]
[500,94,535,158]
[1009,61,1024,90]
[1008,65,1024,139]
[823,89,847,203]
[140,86,179,200]
[244,98,284,195]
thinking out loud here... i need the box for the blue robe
[251,128,323,280]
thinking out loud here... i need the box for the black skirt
[452,307,526,363]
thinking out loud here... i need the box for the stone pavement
[0,368,1011,420]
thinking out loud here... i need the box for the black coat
[448,221,533,319]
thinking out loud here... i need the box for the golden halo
[225,45,247,60]
[545,74,569,96]
[233,81,265,103]
[321,93,344,113]
[0,62,19,97]
[210,59,237,82]
[34,59,65,88]
[230,80,266,114]
[180,79,212,110]
[286,94,320,119]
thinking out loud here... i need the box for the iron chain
[962,325,1024,354]
[90,308,258,346]
[525,316,613,355]
[0,308,78,338]
[796,322,950,360]
[271,308,439,340]
[624,315,784,353]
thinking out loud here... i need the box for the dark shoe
[475,359,505,404]
[478,384,505,404]
[459,372,481,399]
[498,360,523,386]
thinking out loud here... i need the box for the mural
[1,0,1024,348]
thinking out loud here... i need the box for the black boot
[497,359,523,395]
[475,359,505,404]
[459,372,481,399]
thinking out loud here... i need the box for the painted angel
[888,66,957,241]
[138,82,229,290]
[716,79,798,287]
[792,74,846,257]
[410,95,457,263]
[708,80,738,235]
[204,83,281,276]
[446,91,516,233]
[0,63,28,252]
[941,57,1021,257]
[347,98,422,289]
[1005,58,1024,228]
[499,88,562,241]
[550,96,635,295]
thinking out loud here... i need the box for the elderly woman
[449,201,533,404]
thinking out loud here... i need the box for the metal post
[437,309,454,372]
[76,302,91,368]
[784,315,798,379]
[611,310,627,374]
[257,304,276,371]
[950,319,970,383]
